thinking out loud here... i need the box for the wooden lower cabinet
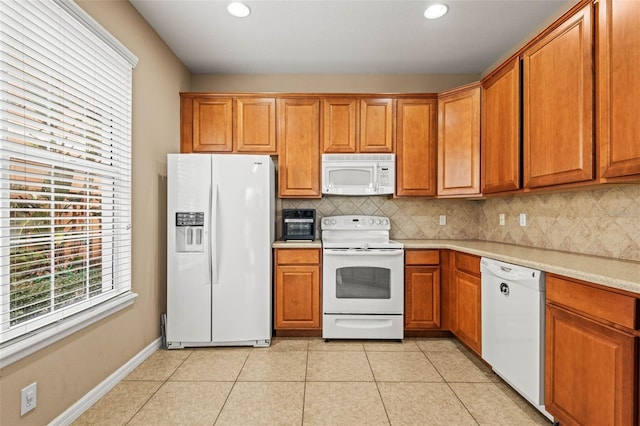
[451,252,481,355]
[274,248,321,330]
[545,274,639,425]
[404,250,440,329]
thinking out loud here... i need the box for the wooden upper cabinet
[359,98,394,152]
[180,94,276,154]
[597,0,640,180]
[437,84,481,197]
[235,98,276,153]
[396,98,437,196]
[481,59,521,194]
[277,98,321,198]
[322,97,393,153]
[322,98,358,153]
[189,97,233,152]
[522,3,594,188]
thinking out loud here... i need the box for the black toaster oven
[282,209,316,241]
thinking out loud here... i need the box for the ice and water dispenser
[175,212,204,252]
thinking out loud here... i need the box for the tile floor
[73,337,551,425]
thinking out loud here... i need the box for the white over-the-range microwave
[321,153,395,196]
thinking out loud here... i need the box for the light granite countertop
[397,239,640,295]
[272,239,322,249]
[272,239,640,295]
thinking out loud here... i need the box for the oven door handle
[323,250,403,256]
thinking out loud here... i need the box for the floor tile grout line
[124,349,196,425]
[446,382,481,426]
[212,348,251,425]
[364,348,393,425]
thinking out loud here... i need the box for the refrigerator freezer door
[211,155,274,343]
[167,154,213,344]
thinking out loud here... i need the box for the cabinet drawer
[546,274,638,330]
[455,252,481,276]
[276,248,320,265]
[405,250,439,266]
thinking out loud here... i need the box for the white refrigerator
[166,154,274,348]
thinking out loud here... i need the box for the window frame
[0,0,138,368]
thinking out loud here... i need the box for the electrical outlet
[439,215,446,226]
[519,213,527,227]
[21,382,37,416]
[499,214,505,226]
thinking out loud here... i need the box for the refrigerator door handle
[210,183,219,285]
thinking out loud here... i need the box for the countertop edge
[271,239,640,295]
[399,240,640,295]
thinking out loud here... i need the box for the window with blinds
[0,0,137,345]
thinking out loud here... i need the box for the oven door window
[335,266,390,299]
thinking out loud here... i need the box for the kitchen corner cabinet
[274,248,321,330]
[598,0,640,180]
[404,250,441,329]
[396,98,438,196]
[437,84,481,197]
[180,95,276,154]
[451,252,481,355]
[522,3,594,188]
[277,98,321,198]
[545,274,638,425]
[481,58,521,194]
[322,97,394,153]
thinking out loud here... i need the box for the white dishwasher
[480,257,552,421]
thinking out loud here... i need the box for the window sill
[0,292,138,369]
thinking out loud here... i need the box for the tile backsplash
[478,185,640,262]
[282,184,640,262]
[282,196,480,240]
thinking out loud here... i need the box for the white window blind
[0,0,137,345]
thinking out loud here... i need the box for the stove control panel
[321,215,390,231]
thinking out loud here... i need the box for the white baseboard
[50,337,162,426]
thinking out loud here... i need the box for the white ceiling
[129,0,575,75]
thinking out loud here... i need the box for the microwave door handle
[373,163,378,192]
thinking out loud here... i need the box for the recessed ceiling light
[227,2,251,18]
[424,4,448,20]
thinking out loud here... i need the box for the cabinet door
[191,97,233,152]
[452,269,481,355]
[275,264,321,329]
[598,0,640,179]
[522,4,593,188]
[235,98,276,153]
[396,98,437,196]
[545,304,636,425]
[322,98,358,153]
[405,266,440,329]
[481,59,521,194]
[437,85,481,196]
[359,98,394,153]
[277,98,321,198]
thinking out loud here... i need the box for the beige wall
[191,73,479,93]
[0,1,190,424]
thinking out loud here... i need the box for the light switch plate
[519,213,527,227]
[499,214,505,226]
[439,215,446,226]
